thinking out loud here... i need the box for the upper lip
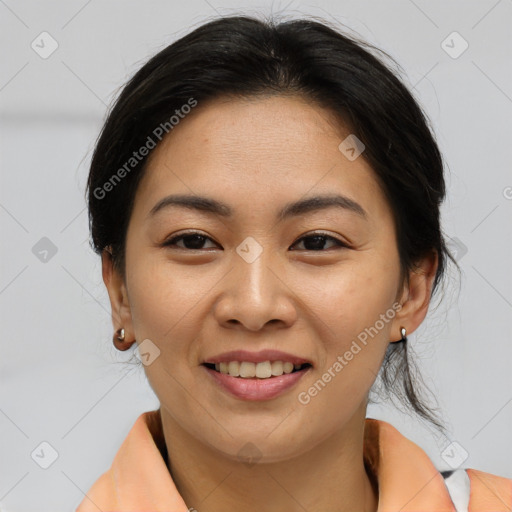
[203,349,312,366]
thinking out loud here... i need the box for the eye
[162,231,219,250]
[290,233,348,251]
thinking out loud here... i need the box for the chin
[200,428,316,465]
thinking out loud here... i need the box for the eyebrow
[147,193,368,221]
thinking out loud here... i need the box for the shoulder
[364,418,512,511]
[466,467,512,511]
[75,471,117,511]
[442,467,512,511]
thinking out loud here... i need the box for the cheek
[125,260,207,406]
[127,255,213,342]
[317,258,399,336]
[310,259,399,388]
[293,271,397,428]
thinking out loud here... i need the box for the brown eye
[291,234,347,251]
[163,232,219,250]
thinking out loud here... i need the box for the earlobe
[101,247,136,351]
[391,250,438,341]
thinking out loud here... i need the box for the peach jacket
[76,409,512,511]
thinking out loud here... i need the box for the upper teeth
[214,361,303,379]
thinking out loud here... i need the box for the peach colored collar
[76,409,512,512]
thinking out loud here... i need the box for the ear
[101,248,136,351]
[390,249,438,342]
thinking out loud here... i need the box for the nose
[213,247,298,332]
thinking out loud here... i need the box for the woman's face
[106,95,433,462]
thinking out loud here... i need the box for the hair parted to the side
[86,14,460,433]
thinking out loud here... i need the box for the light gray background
[1,1,511,511]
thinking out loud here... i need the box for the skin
[102,94,438,512]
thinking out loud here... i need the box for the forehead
[134,95,391,224]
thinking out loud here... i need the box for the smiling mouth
[203,361,312,379]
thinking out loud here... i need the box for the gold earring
[115,328,125,342]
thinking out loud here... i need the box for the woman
[77,15,511,512]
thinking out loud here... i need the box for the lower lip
[202,365,311,401]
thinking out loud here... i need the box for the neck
[160,405,378,512]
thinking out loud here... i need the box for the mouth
[202,361,313,379]
[201,360,313,401]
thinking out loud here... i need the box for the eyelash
[162,230,349,251]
